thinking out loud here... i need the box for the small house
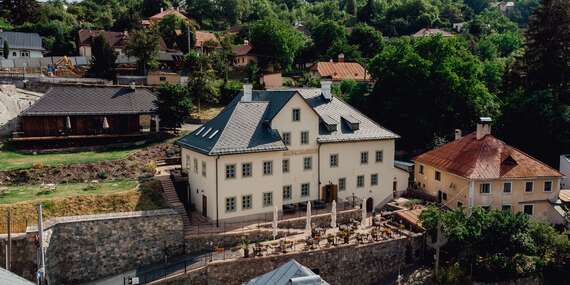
[310,55,371,83]
[0,31,44,59]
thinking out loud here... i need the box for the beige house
[232,41,257,67]
[413,118,564,224]
[146,71,180,85]
[177,82,408,223]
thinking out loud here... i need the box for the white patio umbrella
[305,201,312,235]
[102,116,110,129]
[330,200,337,229]
[65,116,71,129]
[361,203,368,228]
[272,206,278,240]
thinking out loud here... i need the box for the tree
[124,29,160,75]
[345,0,357,16]
[250,18,307,71]
[525,0,570,103]
[155,84,193,129]
[366,35,501,151]
[3,0,39,25]
[89,35,117,80]
[186,53,221,104]
[348,23,384,59]
[3,41,8,59]
[158,14,183,48]
[464,0,491,14]
[312,20,347,58]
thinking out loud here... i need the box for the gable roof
[412,28,453,37]
[247,259,328,285]
[311,62,370,81]
[177,88,398,155]
[413,132,562,179]
[0,31,44,51]
[22,86,157,116]
[77,29,173,52]
[149,8,189,21]
[195,31,219,48]
[232,43,254,56]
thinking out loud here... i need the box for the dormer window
[322,115,337,132]
[342,115,360,131]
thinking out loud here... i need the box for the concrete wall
[162,235,424,285]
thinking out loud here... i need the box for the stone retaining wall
[0,233,38,281]
[163,234,425,285]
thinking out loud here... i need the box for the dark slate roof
[177,88,398,155]
[0,31,44,51]
[22,86,157,116]
[0,267,35,285]
[247,259,328,285]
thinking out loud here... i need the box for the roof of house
[77,29,173,52]
[247,259,329,285]
[177,88,398,155]
[311,62,370,81]
[560,190,570,203]
[149,8,189,21]
[195,31,219,48]
[0,267,34,285]
[413,132,562,180]
[0,31,44,51]
[232,43,253,56]
[412,28,453,37]
[22,86,157,116]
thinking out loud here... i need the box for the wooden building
[14,86,159,141]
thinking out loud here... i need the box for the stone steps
[158,176,192,234]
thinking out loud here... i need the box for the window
[330,154,338,168]
[159,76,166,81]
[435,171,441,181]
[282,159,290,173]
[263,161,273,176]
[303,157,312,170]
[339,178,346,191]
[283,185,292,200]
[185,155,191,169]
[375,150,384,162]
[12,52,16,56]
[525,181,533,193]
[301,183,310,197]
[371,174,378,186]
[282,132,291,145]
[501,205,512,212]
[360,151,369,164]
[242,163,252,177]
[263,192,273,207]
[194,158,198,173]
[292,108,301,121]
[393,181,398,191]
[242,195,252,210]
[225,164,236,179]
[419,165,424,175]
[544,181,552,192]
[442,192,448,201]
[201,161,207,177]
[225,197,236,212]
[357,175,364,188]
[301,131,309,144]
[503,182,512,193]
[480,183,491,194]
[523,204,534,216]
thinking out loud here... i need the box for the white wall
[5,49,43,59]
[560,155,570,189]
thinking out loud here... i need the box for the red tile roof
[232,44,253,56]
[560,190,570,203]
[414,132,562,179]
[194,31,219,48]
[311,61,370,81]
[149,8,189,21]
[412,28,453,37]
[77,29,173,52]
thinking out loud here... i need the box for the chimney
[454,129,462,140]
[242,84,253,102]
[244,39,249,45]
[338,53,345,62]
[160,7,164,13]
[476,117,492,140]
[321,80,332,101]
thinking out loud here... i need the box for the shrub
[82,185,98,191]
[97,170,109,180]
[32,161,44,169]
[142,161,157,175]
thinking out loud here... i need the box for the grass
[0,179,168,231]
[0,180,138,204]
[0,146,136,171]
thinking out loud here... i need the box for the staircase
[158,176,192,234]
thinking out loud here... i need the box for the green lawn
[0,147,135,171]
[0,180,138,204]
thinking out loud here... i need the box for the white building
[0,32,44,59]
[177,83,408,223]
[560,155,570,189]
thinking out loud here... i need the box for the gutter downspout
[215,155,220,227]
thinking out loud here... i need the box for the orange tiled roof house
[310,54,371,83]
[412,117,564,224]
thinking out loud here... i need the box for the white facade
[3,49,43,59]
[181,92,408,222]
[560,155,570,189]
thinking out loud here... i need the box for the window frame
[225,164,236,179]
[241,162,252,178]
[300,131,309,145]
[282,159,290,173]
[292,108,301,122]
[525,181,534,193]
[501,204,512,212]
[225,197,237,213]
[503,182,512,193]
[262,192,273,207]
[370,173,379,186]
[201,161,207,177]
[479,183,491,194]
[303,156,312,171]
[360,151,369,164]
[544,180,552,192]
[242,194,252,210]
[375,150,384,163]
[283,185,292,201]
[523,204,534,216]
[435,170,441,181]
[263,161,273,176]
[329,154,339,168]
[419,164,424,175]
[357,175,365,188]
[338,178,346,191]
[301,183,310,197]
[282,132,291,146]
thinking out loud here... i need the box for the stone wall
[37,209,184,285]
[0,233,37,281]
[163,235,424,285]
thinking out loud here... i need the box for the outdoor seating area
[282,200,328,214]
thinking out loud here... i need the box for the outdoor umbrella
[272,206,278,240]
[330,200,337,229]
[102,116,109,129]
[65,116,71,129]
[305,201,312,235]
[361,203,368,228]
